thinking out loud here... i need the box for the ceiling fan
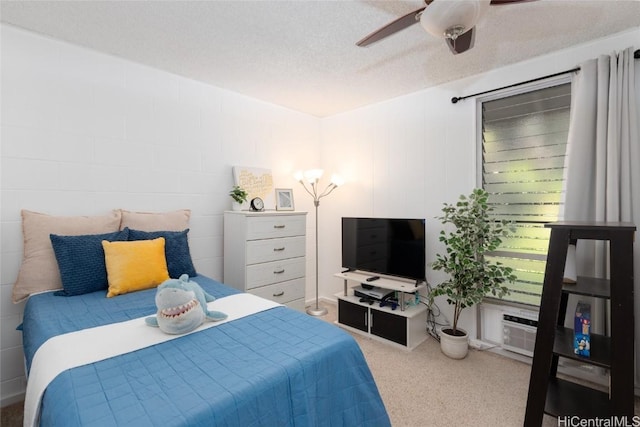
[357,0,536,55]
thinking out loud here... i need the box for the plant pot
[231,201,242,211]
[439,328,469,359]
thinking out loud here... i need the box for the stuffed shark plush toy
[145,274,227,334]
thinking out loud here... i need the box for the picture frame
[275,188,294,211]
[232,166,275,210]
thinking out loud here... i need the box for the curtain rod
[450,67,579,104]
[451,48,640,104]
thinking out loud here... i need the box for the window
[479,81,571,306]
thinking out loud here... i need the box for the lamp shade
[420,0,490,39]
[330,174,345,187]
[304,169,324,183]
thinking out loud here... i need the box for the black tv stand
[334,271,427,350]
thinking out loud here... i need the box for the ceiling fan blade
[356,7,425,47]
[490,0,537,5]
[357,0,535,50]
[445,27,475,55]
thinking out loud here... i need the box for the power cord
[422,280,450,342]
[421,281,499,352]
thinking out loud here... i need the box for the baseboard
[472,339,534,364]
[305,295,337,307]
[320,295,337,305]
[1,392,25,408]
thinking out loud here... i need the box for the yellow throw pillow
[102,238,170,297]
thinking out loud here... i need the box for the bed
[21,274,390,426]
[14,209,390,426]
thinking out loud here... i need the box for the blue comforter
[22,275,390,426]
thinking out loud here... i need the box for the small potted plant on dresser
[229,185,249,211]
[430,188,517,359]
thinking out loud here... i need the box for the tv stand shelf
[335,271,426,310]
[334,272,427,350]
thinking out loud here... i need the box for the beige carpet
[2,301,637,426]
[317,301,639,427]
[320,301,544,426]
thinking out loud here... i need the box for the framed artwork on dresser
[232,166,275,210]
[275,188,294,211]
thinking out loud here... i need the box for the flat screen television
[341,217,426,282]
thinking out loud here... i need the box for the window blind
[481,83,571,306]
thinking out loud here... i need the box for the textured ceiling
[1,0,639,117]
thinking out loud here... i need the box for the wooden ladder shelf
[524,222,636,426]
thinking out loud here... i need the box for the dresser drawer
[246,236,305,265]
[223,211,307,298]
[246,257,305,289]
[246,215,306,240]
[249,278,304,304]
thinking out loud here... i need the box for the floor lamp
[294,169,343,316]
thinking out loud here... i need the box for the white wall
[318,28,640,341]
[0,24,320,405]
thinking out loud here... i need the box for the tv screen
[341,217,426,282]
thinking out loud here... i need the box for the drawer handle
[273,291,285,297]
[273,225,286,229]
[273,247,285,252]
[273,269,285,274]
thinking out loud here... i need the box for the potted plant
[430,188,517,359]
[229,185,248,210]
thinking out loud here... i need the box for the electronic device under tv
[341,217,426,283]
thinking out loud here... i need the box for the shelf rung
[545,378,610,418]
[553,327,611,368]
[562,276,610,299]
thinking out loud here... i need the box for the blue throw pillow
[128,228,197,279]
[51,228,130,296]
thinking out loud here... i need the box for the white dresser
[223,211,307,311]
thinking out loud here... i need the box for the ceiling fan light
[420,0,491,39]
[444,25,467,41]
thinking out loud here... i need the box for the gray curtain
[563,47,639,382]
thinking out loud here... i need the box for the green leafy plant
[431,188,517,335]
[229,185,249,204]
